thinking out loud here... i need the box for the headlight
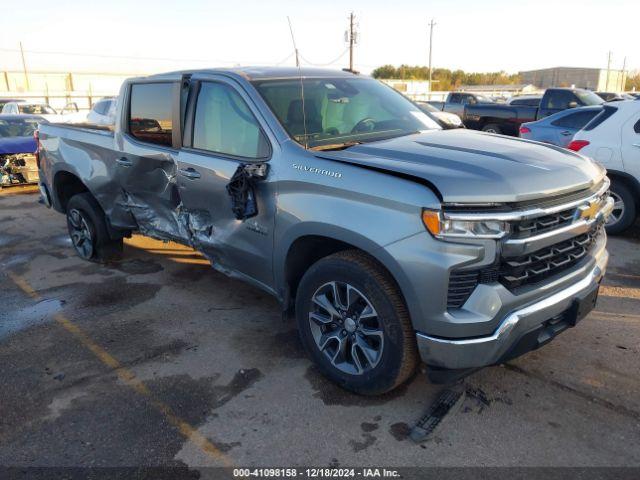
[422,210,509,239]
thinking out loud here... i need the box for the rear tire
[481,123,503,134]
[295,250,418,395]
[606,181,636,235]
[66,193,123,262]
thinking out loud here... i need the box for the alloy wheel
[308,281,384,375]
[67,208,94,259]
[607,191,625,228]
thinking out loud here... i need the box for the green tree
[371,65,521,89]
[626,72,640,91]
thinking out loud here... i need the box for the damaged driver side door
[176,76,276,291]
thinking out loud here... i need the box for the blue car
[518,106,602,147]
[0,114,44,185]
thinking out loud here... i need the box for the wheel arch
[52,169,89,213]
[277,226,412,317]
[607,170,640,208]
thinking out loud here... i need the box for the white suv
[569,100,640,234]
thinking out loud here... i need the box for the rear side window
[129,83,173,147]
[192,82,269,159]
[583,105,618,131]
[551,110,600,129]
[634,119,640,134]
[449,93,461,104]
[93,100,108,115]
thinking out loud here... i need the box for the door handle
[560,131,572,136]
[633,143,640,148]
[178,168,201,179]
[116,157,133,167]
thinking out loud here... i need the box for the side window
[551,110,599,129]
[545,90,576,110]
[634,119,640,134]
[463,94,477,105]
[192,82,269,159]
[93,101,107,115]
[129,83,173,147]
[449,93,461,104]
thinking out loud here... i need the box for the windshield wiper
[310,141,362,151]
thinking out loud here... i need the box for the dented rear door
[116,80,187,241]
[176,75,276,291]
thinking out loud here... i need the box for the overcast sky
[0,0,636,76]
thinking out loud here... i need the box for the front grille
[447,224,602,309]
[498,225,601,290]
[511,207,576,238]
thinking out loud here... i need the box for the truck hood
[0,136,36,155]
[316,129,605,204]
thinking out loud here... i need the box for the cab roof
[140,67,360,82]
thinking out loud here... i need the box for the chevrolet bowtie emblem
[577,199,600,221]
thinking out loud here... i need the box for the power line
[0,47,285,66]
[298,48,349,67]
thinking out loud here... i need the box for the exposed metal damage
[226,163,270,220]
[1,153,39,186]
[114,160,269,270]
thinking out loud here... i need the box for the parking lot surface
[1,187,639,471]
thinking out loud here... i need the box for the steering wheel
[351,117,376,134]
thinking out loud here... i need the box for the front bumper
[416,247,608,370]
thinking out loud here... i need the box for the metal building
[519,67,627,92]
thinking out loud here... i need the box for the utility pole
[427,19,436,95]
[605,50,612,91]
[620,56,627,92]
[346,12,357,72]
[19,42,30,91]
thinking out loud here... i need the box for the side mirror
[567,101,578,109]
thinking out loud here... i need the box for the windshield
[0,118,41,137]
[575,90,604,106]
[18,104,57,115]
[253,77,440,149]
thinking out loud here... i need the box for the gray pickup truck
[37,67,613,395]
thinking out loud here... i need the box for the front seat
[285,99,323,137]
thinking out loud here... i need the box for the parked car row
[0,97,118,125]
[0,96,117,187]
[428,88,605,136]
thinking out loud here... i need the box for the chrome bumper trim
[443,178,610,222]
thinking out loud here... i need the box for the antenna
[287,16,309,149]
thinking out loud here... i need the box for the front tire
[606,181,636,235]
[295,251,418,395]
[66,193,123,262]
